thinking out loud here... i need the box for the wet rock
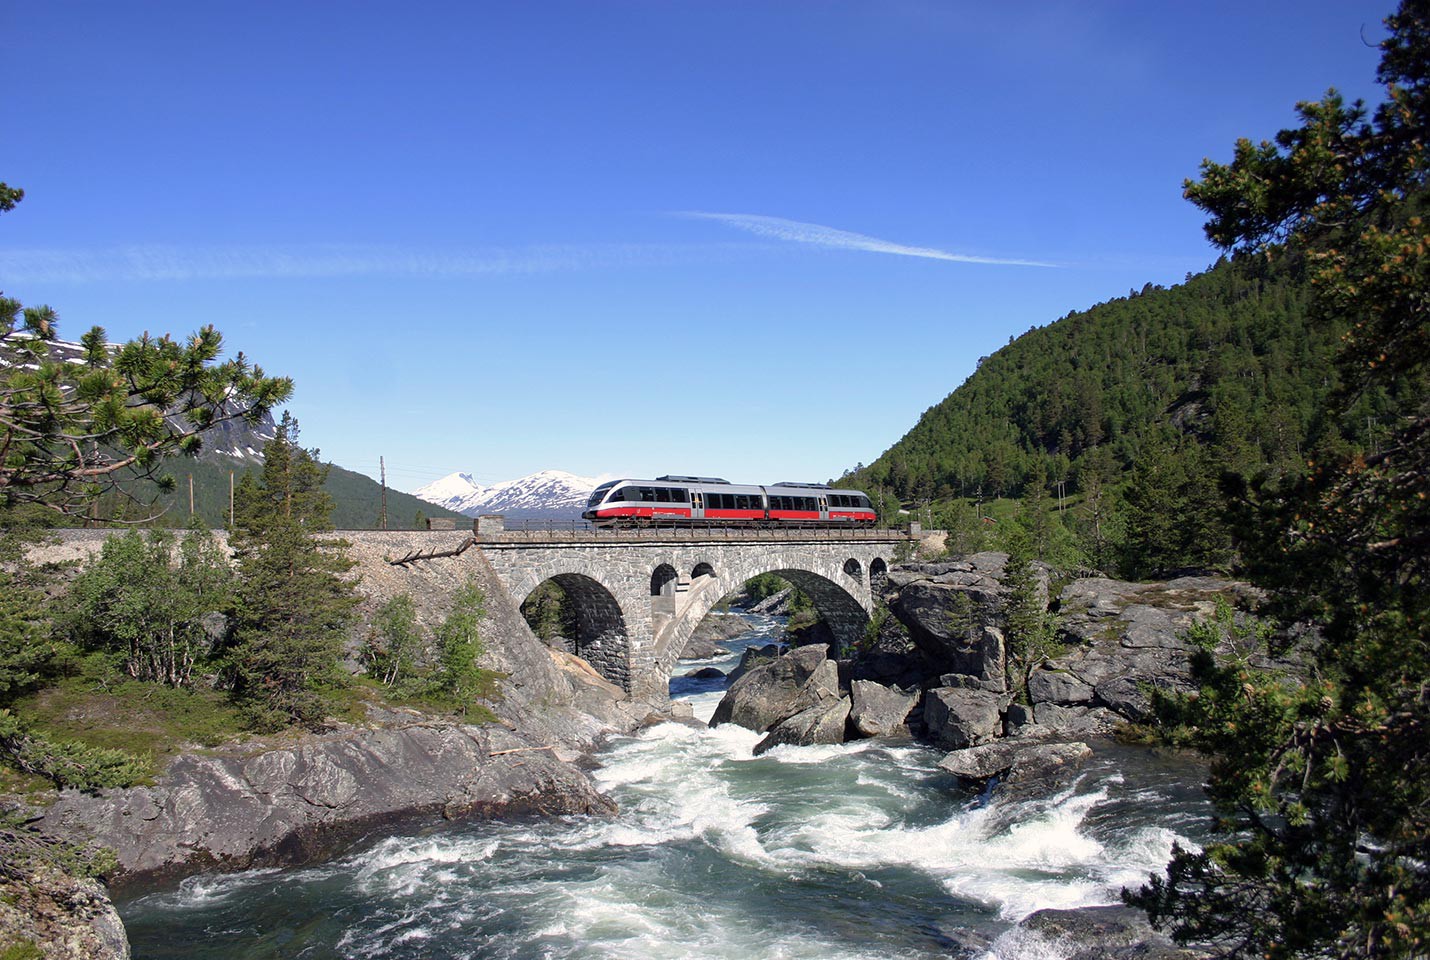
[922,687,1002,749]
[753,696,852,755]
[710,644,838,733]
[848,680,919,738]
[937,741,1092,794]
[1017,905,1207,959]
[40,721,615,886]
[684,667,726,680]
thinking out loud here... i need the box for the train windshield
[587,482,616,509]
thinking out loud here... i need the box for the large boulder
[710,644,839,733]
[848,680,918,738]
[753,697,852,755]
[1016,905,1206,959]
[922,687,1002,749]
[937,741,1092,795]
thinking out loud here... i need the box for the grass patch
[14,674,249,764]
[1,940,45,960]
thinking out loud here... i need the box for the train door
[691,491,705,521]
[818,496,829,521]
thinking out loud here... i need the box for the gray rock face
[1031,703,1122,737]
[726,642,784,686]
[937,741,1092,794]
[1027,668,1096,704]
[922,687,1002,749]
[0,861,129,960]
[710,644,838,733]
[753,697,852,755]
[40,720,614,886]
[848,680,918,738]
[886,554,1028,692]
[1017,905,1207,959]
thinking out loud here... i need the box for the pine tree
[1128,5,1429,955]
[226,414,358,729]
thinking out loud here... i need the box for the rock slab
[40,720,614,887]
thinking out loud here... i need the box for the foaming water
[120,613,1208,959]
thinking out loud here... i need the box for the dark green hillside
[848,252,1395,505]
[94,457,464,531]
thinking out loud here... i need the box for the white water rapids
[120,614,1207,959]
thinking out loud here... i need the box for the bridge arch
[691,561,716,580]
[869,557,889,595]
[518,573,632,692]
[650,563,679,597]
[651,556,871,689]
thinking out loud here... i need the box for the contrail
[680,212,1057,267]
[0,242,725,284]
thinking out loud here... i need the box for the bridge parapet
[476,525,914,546]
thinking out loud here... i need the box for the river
[119,613,1209,959]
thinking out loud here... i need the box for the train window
[655,487,670,503]
[671,489,689,502]
[639,487,656,502]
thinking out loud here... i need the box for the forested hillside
[90,457,466,530]
[846,251,1395,507]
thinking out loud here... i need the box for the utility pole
[379,456,388,530]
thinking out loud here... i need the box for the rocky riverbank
[39,715,615,890]
[11,532,656,957]
[705,552,1252,957]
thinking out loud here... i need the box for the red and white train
[582,476,877,527]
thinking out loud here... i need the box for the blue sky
[2,1,1393,492]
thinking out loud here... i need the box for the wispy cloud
[679,212,1057,267]
[0,242,725,284]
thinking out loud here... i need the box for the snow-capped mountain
[413,469,598,520]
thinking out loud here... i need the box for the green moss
[0,939,44,960]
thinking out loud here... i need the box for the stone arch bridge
[469,523,912,703]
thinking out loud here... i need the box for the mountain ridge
[414,469,597,520]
